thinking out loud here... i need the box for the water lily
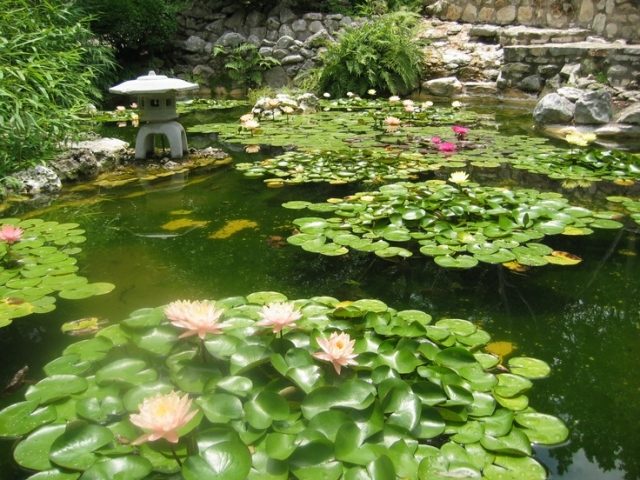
[422,101,434,108]
[130,102,138,109]
[388,95,401,103]
[323,92,331,98]
[242,119,260,131]
[431,136,442,145]
[384,116,401,132]
[404,105,415,113]
[164,300,224,339]
[281,105,294,114]
[313,331,357,374]
[367,89,376,95]
[256,302,301,333]
[347,91,354,98]
[452,125,469,140]
[0,224,23,244]
[245,144,261,154]
[449,171,470,184]
[438,142,457,153]
[130,391,197,444]
[451,100,463,108]
[240,113,254,123]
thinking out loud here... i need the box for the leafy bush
[211,43,281,92]
[77,0,183,65]
[315,11,425,97]
[0,0,114,176]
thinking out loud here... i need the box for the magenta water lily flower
[452,125,469,140]
[130,391,197,445]
[313,332,358,374]
[0,224,24,244]
[257,302,301,333]
[431,136,442,145]
[164,300,224,339]
[438,142,457,153]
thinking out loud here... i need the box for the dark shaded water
[1,105,639,479]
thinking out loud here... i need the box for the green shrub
[77,0,183,65]
[315,11,425,97]
[0,0,114,176]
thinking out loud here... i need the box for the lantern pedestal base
[135,121,188,159]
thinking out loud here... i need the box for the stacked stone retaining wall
[174,2,356,90]
[426,0,640,41]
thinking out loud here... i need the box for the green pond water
[1,103,639,479]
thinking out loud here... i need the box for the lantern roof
[109,71,199,95]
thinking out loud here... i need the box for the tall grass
[0,0,114,176]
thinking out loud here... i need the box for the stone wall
[498,42,640,99]
[426,0,640,41]
[174,2,356,90]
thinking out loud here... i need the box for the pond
[1,99,639,479]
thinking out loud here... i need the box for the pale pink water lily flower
[384,116,401,127]
[257,302,301,333]
[430,136,442,145]
[240,113,254,123]
[438,142,457,153]
[452,125,469,140]
[165,300,224,339]
[388,95,401,103]
[0,224,24,244]
[313,331,358,374]
[242,119,260,130]
[130,391,197,445]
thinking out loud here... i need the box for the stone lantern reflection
[109,71,199,159]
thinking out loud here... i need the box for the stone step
[503,42,640,63]
[470,24,591,45]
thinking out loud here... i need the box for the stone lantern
[109,71,199,160]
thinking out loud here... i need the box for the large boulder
[533,93,575,124]
[12,166,61,195]
[574,90,612,124]
[422,76,463,97]
[614,103,640,125]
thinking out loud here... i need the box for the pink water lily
[130,391,197,444]
[438,142,457,153]
[452,125,469,140]
[164,300,224,339]
[430,136,442,145]
[257,302,301,333]
[0,224,23,244]
[313,331,358,374]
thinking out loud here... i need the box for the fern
[212,43,281,92]
[315,11,424,97]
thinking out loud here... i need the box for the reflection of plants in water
[283,179,624,268]
[0,218,114,327]
[0,292,568,478]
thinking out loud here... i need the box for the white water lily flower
[449,171,470,184]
